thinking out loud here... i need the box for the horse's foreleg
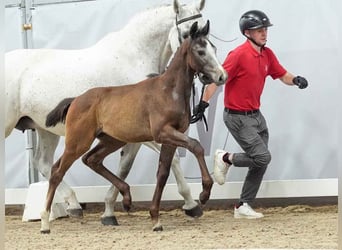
[170,157,203,217]
[102,143,142,223]
[81,138,132,226]
[185,138,213,205]
[35,129,82,217]
[143,142,201,217]
[158,129,213,205]
[150,144,176,231]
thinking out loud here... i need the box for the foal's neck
[164,43,195,90]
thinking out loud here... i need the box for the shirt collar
[243,40,264,57]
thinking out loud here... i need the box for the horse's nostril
[219,74,225,83]
[223,73,228,82]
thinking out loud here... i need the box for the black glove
[293,76,308,89]
[190,100,209,124]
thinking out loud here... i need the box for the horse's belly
[104,125,153,143]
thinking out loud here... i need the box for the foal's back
[66,75,189,144]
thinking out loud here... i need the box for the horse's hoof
[40,229,51,234]
[199,192,210,205]
[152,225,163,232]
[66,208,83,218]
[184,205,203,218]
[101,216,119,226]
[122,204,131,212]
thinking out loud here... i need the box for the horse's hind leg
[35,129,82,217]
[102,143,142,224]
[81,136,132,226]
[41,145,88,234]
[143,142,202,217]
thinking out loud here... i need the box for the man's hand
[190,100,209,124]
[293,76,308,89]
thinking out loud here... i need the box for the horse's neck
[163,43,195,95]
[94,5,175,73]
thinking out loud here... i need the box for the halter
[175,13,202,44]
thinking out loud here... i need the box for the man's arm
[190,83,219,124]
[279,72,296,85]
[280,72,308,89]
[203,83,219,102]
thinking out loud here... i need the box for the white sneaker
[213,149,231,185]
[234,203,264,219]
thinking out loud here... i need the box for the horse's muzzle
[215,71,228,86]
[198,73,212,85]
[198,71,227,86]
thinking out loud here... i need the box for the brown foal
[41,20,227,233]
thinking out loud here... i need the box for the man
[192,10,308,218]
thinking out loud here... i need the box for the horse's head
[168,0,206,53]
[188,20,227,86]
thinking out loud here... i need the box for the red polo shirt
[223,40,286,111]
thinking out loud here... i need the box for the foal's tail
[45,97,75,127]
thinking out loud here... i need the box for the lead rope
[190,82,209,131]
[174,14,211,179]
[185,29,236,180]
[209,33,238,43]
[198,84,208,131]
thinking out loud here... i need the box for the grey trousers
[223,109,271,204]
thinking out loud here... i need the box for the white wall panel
[5,0,339,193]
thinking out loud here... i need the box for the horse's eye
[182,33,189,39]
[198,50,205,56]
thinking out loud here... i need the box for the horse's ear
[173,0,180,14]
[201,20,210,37]
[198,0,205,11]
[190,21,199,39]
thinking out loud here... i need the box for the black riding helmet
[239,10,273,48]
[239,10,273,35]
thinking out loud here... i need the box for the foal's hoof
[67,208,83,218]
[101,216,119,226]
[152,225,163,232]
[40,229,51,234]
[199,191,210,205]
[184,205,203,218]
[122,204,131,212]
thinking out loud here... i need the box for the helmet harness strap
[244,32,265,49]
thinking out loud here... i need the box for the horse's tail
[45,97,75,127]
